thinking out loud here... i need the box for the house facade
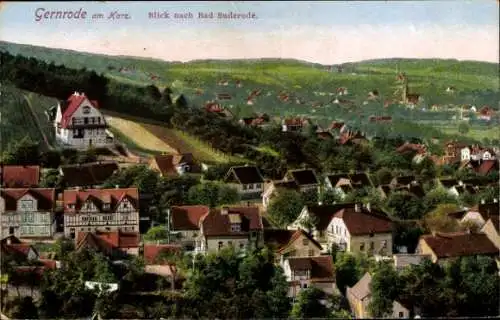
[481,217,500,249]
[54,92,113,149]
[261,180,299,209]
[224,166,264,200]
[264,228,323,263]
[284,169,320,194]
[282,256,337,299]
[290,203,393,256]
[63,188,140,239]
[196,206,263,253]
[0,188,56,238]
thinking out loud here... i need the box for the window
[82,106,91,114]
[218,241,223,250]
[381,240,387,249]
[308,249,315,256]
[399,312,404,318]
[302,238,309,246]
[370,242,374,250]
[97,117,101,124]
[103,216,112,221]
[255,183,262,189]
[84,117,89,124]
[247,184,253,190]
[242,185,248,190]
[20,199,34,211]
[240,242,245,250]
[228,241,233,247]
[231,224,241,232]
[335,226,338,234]
[302,283,308,289]
[360,243,365,251]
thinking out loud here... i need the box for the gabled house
[0,188,56,238]
[290,203,393,256]
[393,254,432,270]
[282,118,309,132]
[481,216,500,249]
[59,161,119,188]
[143,244,184,285]
[346,272,411,319]
[0,165,40,188]
[282,256,337,299]
[264,228,323,263]
[1,235,39,261]
[63,188,140,239]
[150,153,200,177]
[170,205,210,250]
[283,169,320,193]
[416,232,499,264]
[448,202,499,229]
[224,166,264,199]
[53,91,113,149]
[324,174,352,199]
[438,178,462,197]
[76,230,140,258]
[350,172,373,188]
[196,206,264,253]
[261,180,299,209]
[390,175,417,188]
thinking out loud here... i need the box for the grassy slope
[1,41,498,145]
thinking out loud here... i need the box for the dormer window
[231,224,241,232]
[103,203,110,210]
[82,106,91,114]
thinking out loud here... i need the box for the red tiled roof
[152,154,196,176]
[277,229,323,253]
[39,259,58,269]
[143,244,182,264]
[60,93,100,129]
[421,232,498,259]
[171,205,209,230]
[1,165,40,187]
[476,160,498,175]
[0,188,55,211]
[76,231,140,252]
[60,161,118,187]
[63,188,139,213]
[396,142,427,155]
[334,207,393,236]
[200,206,263,237]
[287,256,335,281]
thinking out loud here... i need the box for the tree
[423,187,459,212]
[335,252,370,294]
[368,262,401,317]
[187,181,239,207]
[266,188,305,228]
[301,188,319,206]
[155,249,184,291]
[458,122,470,134]
[320,188,342,205]
[290,287,329,319]
[1,136,39,165]
[375,168,393,185]
[423,203,461,233]
[40,168,64,189]
[386,191,425,220]
[143,225,168,241]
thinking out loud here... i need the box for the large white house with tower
[53,91,113,149]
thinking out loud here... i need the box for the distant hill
[1,40,498,125]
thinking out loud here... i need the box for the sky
[0,1,498,64]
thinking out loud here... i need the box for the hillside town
[1,89,499,319]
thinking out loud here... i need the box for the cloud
[2,23,498,64]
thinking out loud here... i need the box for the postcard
[0,1,499,319]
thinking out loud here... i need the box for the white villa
[54,92,113,149]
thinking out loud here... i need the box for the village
[1,89,499,319]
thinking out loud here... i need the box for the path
[23,93,52,150]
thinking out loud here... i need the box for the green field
[1,40,498,147]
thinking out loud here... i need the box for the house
[261,180,299,209]
[238,114,270,127]
[1,235,39,261]
[170,205,210,250]
[481,216,500,249]
[416,231,499,264]
[143,244,184,284]
[0,165,40,188]
[328,121,346,134]
[448,202,499,228]
[324,174,352,199]
[475,159,499,175]
[350,172,373,188]
[264,228,323,263]
[393,254,432,270]
[76,230,140,257]
[53,91,113,149]
[205,101,233,117]
[282,118,309,132]
[0,188,56,238]
[338,130,367,145]
[62,188,140,239]
[282,256,337,299]
[59,161,119,188]
[283,169,320,193]
[439,178,461,197]
[477,106,495,121]
[390,175,417,188]
[289,203,394,256]
[196,206,264,253]
[316,130,334,140]
[395,142,427,156]
[150,153,200,177]
[224,166,264,200]
[346,272,411,319]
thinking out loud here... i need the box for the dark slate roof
[350,173,372,187]
[325,174,350,187]
[224,166,264,184]
[287,169,319,186]
[60,161,118,187]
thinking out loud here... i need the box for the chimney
[221,207,229,215]
[73,91,79,96]
[6,237,11,245]
[354,203,361,212]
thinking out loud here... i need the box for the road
[23,93,53,150]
